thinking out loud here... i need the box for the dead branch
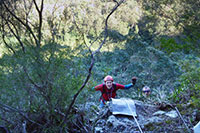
[2,1,38,47]
[22,121,27,133]
[2,29,16,54]
[0,15,16,54]
[3,17,25,53]
[160,102,191,133]
[174,107,191,133]
[23,67,43,90]
[0,115,15,126]
[0,102,42,127]
[33,0,44,47]
[93,0,125,55]
[59,0,125,132]
[23,0,32,17]
[78,117,88,132]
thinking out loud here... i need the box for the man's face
[105,81,113,89]
[142,87,151,97]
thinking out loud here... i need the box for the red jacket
[94,83,125,101]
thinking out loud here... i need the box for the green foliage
[172,57,200,109]
[91,35,181,102]
[159,37,198,54]
[0,42,88,131]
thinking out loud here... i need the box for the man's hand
[132,77,137,85]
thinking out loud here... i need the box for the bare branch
[0,102,42,127]
[0,102,25,113]
[22,121,27,133]
[23,67,51,107]
[1,5,26,53]
[33,0,44,47]
[113,0,119,5]
[0,115,15,125]
[33,0,40,13]
[23,67,43,90]
[174,107,191,133]
[1,19,16,54]
[93,0,125,54]
[2,33,16,54]
[59,0,125,131]
[23,0,34,25]
[41,0,44,12]
[38,0,44,47]
[159,102,191,133]
[2,1,38,47]
[3,16,25,53]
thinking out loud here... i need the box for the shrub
[172,56,200,109]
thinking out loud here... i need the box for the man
[92,75,137,108]
[142,86,151,97]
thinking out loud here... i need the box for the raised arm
[91,84,103,91]
[116,77,137,90]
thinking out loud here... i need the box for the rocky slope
[75,100,199,133]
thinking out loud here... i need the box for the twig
[22,121,27,133]
[54,109,66,117]
[79,118,88,132]
[23,67,43,90]
[3,17,25,53]
[1,18,16,54]
[162,102,191,133]
[33,0,44,47]
[72,121,81,130]
[93,0,125,55]
[174,107,191,133]
[113,0,119,5]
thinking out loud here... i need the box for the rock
[194,121,200,133]
[113,125,126,132]
[85,99,190,132]
[153,110,166,116]
[153,110,178,118]
[146,116,164,124]
[107,115,118,127]
[84,102,96,110]
[134,100,158,115]
[95,127,103,133]
[106,115,127,132]
[121,118,135,126]
[96,119,106,127]
[165,110,178,118]
[143,116,164,128]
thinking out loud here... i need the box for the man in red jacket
[92,75,137,108]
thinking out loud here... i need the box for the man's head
[104,75,113,89]
[142,86,151,97]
